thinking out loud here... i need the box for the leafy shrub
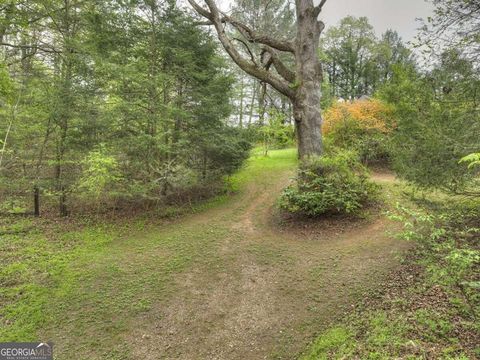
[259,109,295,154]
[200,126,252,177]
[76,145,122,200]
[460,153,480,169]
[323,99,394,164]
[379,55,480,194]
[279,150,379,216]
[391,202,480,320]
[0,198,27,214]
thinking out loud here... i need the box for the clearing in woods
[10,148,407,359]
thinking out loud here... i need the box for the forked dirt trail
[39,150,407,359]
[124,155,408,359]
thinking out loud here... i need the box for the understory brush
[302,198,480,359]
[279,149,379,216]
[323,99,394,166]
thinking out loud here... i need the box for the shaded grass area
[301,185,480,360]
[225,147,297,191]
[0,148,298,358]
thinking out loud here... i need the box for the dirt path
[124,167,408,359]
[38,152,408,359]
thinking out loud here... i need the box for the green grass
[6,148,476,359]
[301,326,353,360]
[301,311,412,360]
[0,200,230,353]
[0,148,298,358]
[42,221,229,358]
[0,221,117,340]
[225,147,297,191]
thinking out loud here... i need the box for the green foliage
[303,196,480,359]
[279,150,379,216]
[0,199,27,214]
[323,99,394,165]
[327,123,391,166]
[0,148,296,352]
[301,327,353,360]
[0,64,15,100]
[259,109,294,155]
[419,0,480,67]
[379,53,480,194]
[460,153,480,169]
[393,202,480,321]
[415,309,454,341]
[76,145,121,200]
[0,1,251,215]
[321,17,413,100]
[302,312,411,359]
[200,127,252,178]
[353,132,391,165]
[225,147,297,192]
[320,76,334,109]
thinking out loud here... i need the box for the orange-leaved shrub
[322,99,395,164]
[323,99,393,134]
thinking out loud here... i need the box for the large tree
[321,16,376,100]
[188,0,327,159]
[320,17,412,101]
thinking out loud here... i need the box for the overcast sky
[212,0,435,44]
[319,0,434,42]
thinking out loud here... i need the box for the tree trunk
[189,0,327,159]
[293,96,323,159]
[293,0,324,159]
[247,80,257,127]
[238,75,244,128]
[258,81,267,125]
[34,185,40,217]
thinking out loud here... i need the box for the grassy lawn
[0,148,298,358]
[3,147,456,360]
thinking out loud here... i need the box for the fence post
[34,185,40,217]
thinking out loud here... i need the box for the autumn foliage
[323,99,394,135]
[322,99,395,164]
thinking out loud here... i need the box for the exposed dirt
[371,170,397,183]
[126,169,410,360]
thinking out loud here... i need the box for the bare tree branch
[313,0,327,17]
[1,42,61,54]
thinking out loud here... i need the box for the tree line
[1,0,478,217]
[0,0,250,216]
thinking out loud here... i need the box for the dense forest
[0,0,479,359]
[0,0,251,216]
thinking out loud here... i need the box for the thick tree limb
[188,0,294,53]
[225,16,294,53]
[262,46,295,83]
[188,0,213,20]
[233,37,258,65]
[189,0,295,98]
